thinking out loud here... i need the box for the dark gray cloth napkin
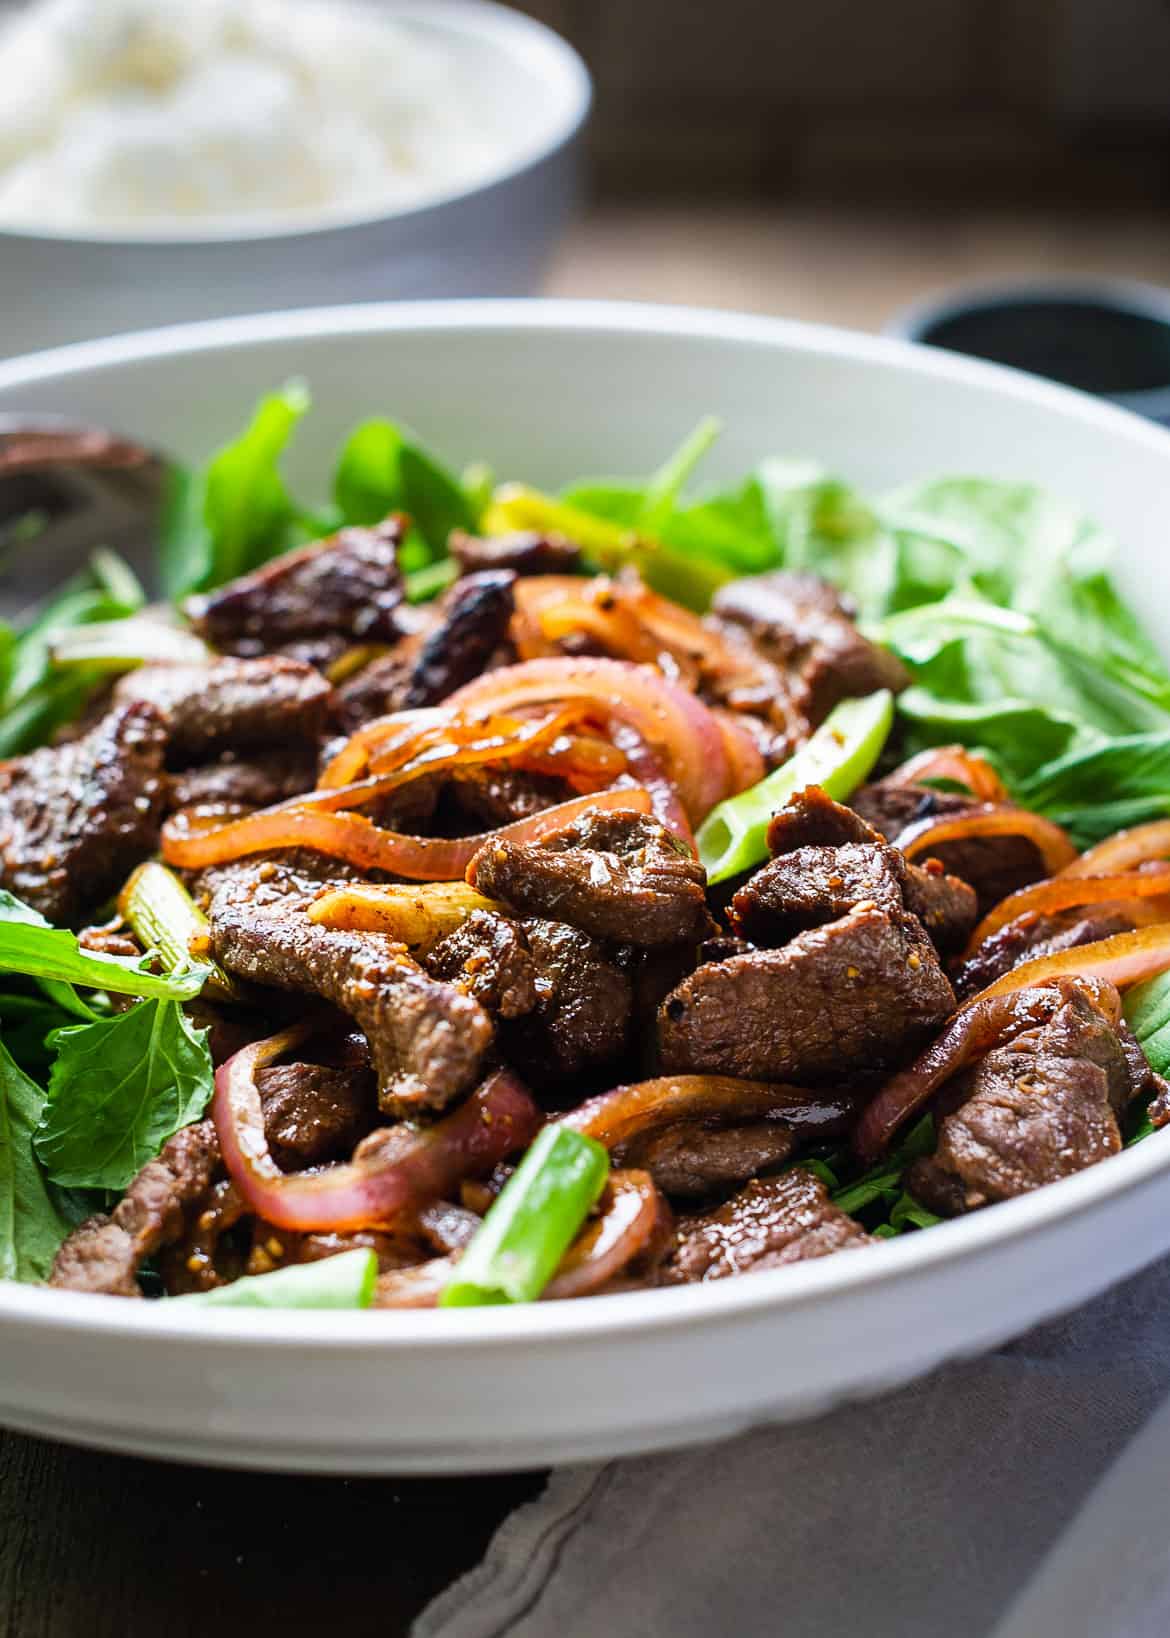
[416,1253,1170,1638]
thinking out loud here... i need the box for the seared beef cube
[205,861,493,1117]
[907,987,1142,1214]
[185,518,405,656]
[710,571,908,725]
[470,807,713,949]
[622,1120,798,1200]
[338,570,515,726]
[116,656,331,760]
[168,747,318,812]
[0,700,166,925]
[502,918,632,1081]
[850,779,1046,912]
[450,529,582,577]
[425,910,537,1020]
[256,1060,377,1171]
[954,909,1134,1001]
[658,904,954,1084]
[734,788,976,956]
[660,1168,873,1283]
[50,1119,220,1296]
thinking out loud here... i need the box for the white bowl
[1,299,1170,1474]
[0,1,589,357]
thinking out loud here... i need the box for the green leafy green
[0,1037,70,1280]
[0,912,208,1002]
[0,892,99,1021]
[1124,970,1170,1080]
[1017,732,1170,847]
[33,999,213,1191]
[332,417,477,567]
[0,552,145,757]
[171,1248,377,1309]
[162,382,311,596]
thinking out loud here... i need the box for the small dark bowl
[887,281,1170,427]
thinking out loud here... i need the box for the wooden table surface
[5,201,1170,1638]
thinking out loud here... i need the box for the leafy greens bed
[4,385,1170,1299]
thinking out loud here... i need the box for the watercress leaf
[1124,970,1170,1080]
[167,383,311,597]
[332,418,476,556]
[0,1036,70,1280]
[1018,732,1170,845]
[638,417,721,534]
[34,999,213,1191]
[0,892,97,1020]
[0,914,208,1002]
[756,459,894,619]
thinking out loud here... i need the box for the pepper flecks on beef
[0,700,167,926]
[185,516,406,657]
[502,918,633,1082]
[425,909,538,1020]
[448,766,572,829]
[850,779,1047,912]
[450,529,582,577]
[470,807,714,949]
[660,1168,874,1284]
[337,569,516,726]
[50,1118,220,1296]
[906,986,1147,1215]
[115,655,331,761]
[658,903,954,1085]
[710,570,909,726]
[732,788,976,957]
[205,860,493,1118]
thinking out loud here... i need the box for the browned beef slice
[449,767,571,828]
[185,517,405,656]
[850,780,1045,911]
[115,656,331,760]
[470,807,713,948]
[0,700,166,925]
[424,910,538,1020]
[954,909,1135,1001]
[205,861,493,1117]
[660,1168,873,1283]
[168,747,318,812]
[50,1119,220,1296]
[907,988,1139,1214]
[621,1120,797,1199]
[502,917,632,1080]
[256,1060,377,1171]
[338,570,514,726]
[747,787,977,955]
[450,529,582,577]
[711,571,909,724]
[658,904,954,1083]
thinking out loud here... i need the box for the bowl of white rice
[0,0,590,352]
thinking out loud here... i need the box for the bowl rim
[0,0,592,249]
[2,294,1170,1348]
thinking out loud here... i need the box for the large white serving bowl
[0,1,589,356]
[1,299,1170,1474]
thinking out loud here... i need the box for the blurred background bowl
[0,0,590,357]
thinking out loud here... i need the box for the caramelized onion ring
[854,976,1121,1161]
[959,923,1170,1007]
[162,786,654,880]
[320,708,451,788]
[543,1171,669,1300]
[886,746,1007,803]
[555,1075,855,1151]
[965,872,1170,956]
[713,710,768,796]
[1062,819,1170,879]
[214,1030,541,1233]
[447,657,731,821]
[898,805,1077,875]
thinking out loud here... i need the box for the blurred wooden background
[514,0,1170,204]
